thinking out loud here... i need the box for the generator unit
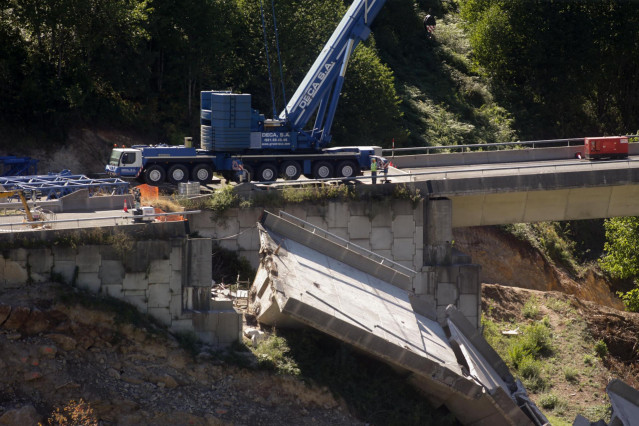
[584,136,629,160]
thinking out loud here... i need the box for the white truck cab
[106,148,143,178]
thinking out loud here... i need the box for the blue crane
[107,0,389,184]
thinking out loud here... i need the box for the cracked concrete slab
[250,211,548,425]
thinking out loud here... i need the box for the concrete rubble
[250,210,549,425]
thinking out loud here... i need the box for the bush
[583,354,595,366]
[507,342,529,368]
[564,366,579,383]
[518,355,542,379]
[521,322,553,357]
[47,399,98,425]
[539,393,560,410]
[207,185,238,213]
[522,297,541,319]
[618,288,639,312]
[253,335,301,376]
[594,340,608,358]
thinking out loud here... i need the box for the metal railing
[0,210,201,232]
[277,210,417,277]
[382,135,639,157]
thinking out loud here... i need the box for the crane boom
[281,0,387,146]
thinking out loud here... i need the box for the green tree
[600,217,639,281]
[460,0,639,139]
[600,216,639,312]
[233,0,404,147]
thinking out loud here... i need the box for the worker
[371,157,378,184]
[133,187,142,209]
[380,157,389,183]
[424,10,436,39]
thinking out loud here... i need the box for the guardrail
[277,210,417,277]
[0,210,201,232]
[382,135,639,157]
[253,154,638,189]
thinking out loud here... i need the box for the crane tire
[191,164,213,184]
[280,161,302,180]
[144,165,166,186]
[336,160,358,178]
[312,161,334,180]
[257,163,278,182]
[167,164,189,184]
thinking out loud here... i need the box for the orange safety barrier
[154,207,184,222]
[136,184,159,201]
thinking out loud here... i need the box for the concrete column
[424,198,453,266]
[419,197,481,328]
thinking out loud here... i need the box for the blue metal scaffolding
[0,172,129,200]
[0,156,39,176]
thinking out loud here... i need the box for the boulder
[0,405,40,425]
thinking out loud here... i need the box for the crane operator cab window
[121,152,138,166]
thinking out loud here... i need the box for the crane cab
[105,148,143,178]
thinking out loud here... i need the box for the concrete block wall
[190,196,479,328]
[0,236,242,346]
[189,199,424,272]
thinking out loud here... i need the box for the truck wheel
[257,163,278,182]
[280,161,302,180]
[168,164,189,184]
[336,160,358,178]
[191,164,213,184]
[312,161,334,179]
[144,165,166,186]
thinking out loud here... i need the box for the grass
[245,329,457,426]
[481,292,611,424]
[522,297,541,319]
[501,222,582,277]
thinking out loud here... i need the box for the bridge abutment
[418,198,481,328]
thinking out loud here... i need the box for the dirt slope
[0,283,358,425]
[455,226,624,309]
[482,283,639,422]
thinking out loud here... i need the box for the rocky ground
[0,282,359,425]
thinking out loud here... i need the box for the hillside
[1,239,638,424]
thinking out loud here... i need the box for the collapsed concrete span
[250,210,548,425]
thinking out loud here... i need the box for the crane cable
[259,0,277,119]
[271,0,288,120]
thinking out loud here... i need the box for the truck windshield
[109,150,122,166]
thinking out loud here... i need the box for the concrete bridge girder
[449,184,639,227]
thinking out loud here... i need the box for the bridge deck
[251,211,545,425]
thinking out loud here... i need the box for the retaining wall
[189,198,424,272]
[0,223,241,346]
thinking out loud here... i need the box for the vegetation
[501,222,582,277]
[460,0,639,140]
[249,330,457,425]
[47,399,98,426]
[482,294,612,423]
[600,217,639,311]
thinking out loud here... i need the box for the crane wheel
[168,164,189,184]
[336,161,358,178]
[312,161,334,179]
[144,165,166,186]
[257,163,278,182]
[280,161,302,180]
[191,164,213,184]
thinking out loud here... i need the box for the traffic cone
[123,199,128,212]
